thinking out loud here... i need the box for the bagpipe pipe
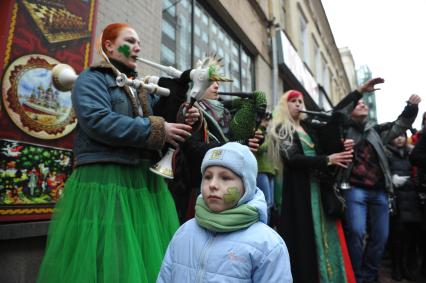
[51,61,171,95]
[51,55,216,103]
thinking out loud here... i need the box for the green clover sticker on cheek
[223,187,239,203]
[117,44,130,58]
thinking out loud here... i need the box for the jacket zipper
[196,233,216,282]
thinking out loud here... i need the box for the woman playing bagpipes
[267,89,355,283]
[267,77,385,283]
[37,23,200,283]
[170,56,267,223]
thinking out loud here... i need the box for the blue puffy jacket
[157,189,292,283]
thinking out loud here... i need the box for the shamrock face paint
[105,27,140,70]
[201,166,245,213]
[223,187,240,204]
[117,44,131,58]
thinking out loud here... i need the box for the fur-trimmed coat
[72,61,166,166]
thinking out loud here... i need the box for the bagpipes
[219,91,267,144]
[153,90,267,180]
[147,57,267,180]
[298,109,346,154]
[51,56,219,179]
[52,55,267,179]
[299,109,351,191]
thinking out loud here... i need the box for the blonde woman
[268,90,355,283]
[268,77,385,283]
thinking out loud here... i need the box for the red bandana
[287,90,303,101]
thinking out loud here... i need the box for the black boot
[391,241,403,281]
[390,223,404,281]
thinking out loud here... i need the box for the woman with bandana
[158,142,292,282]
[267,90,355,283]
[267,78,384,283]
[37,23,198,283]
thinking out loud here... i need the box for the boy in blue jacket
[157,142,292,282]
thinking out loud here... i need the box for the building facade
[271,0,352,110]
[93,0,352,110]
[340,46,358,90]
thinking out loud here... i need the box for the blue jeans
[256,173,274,222]
[343,187,389,283]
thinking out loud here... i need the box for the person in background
[386,133,422,281]
[172,66,263,223]
[410,125,426,279]
[340,86,420,283]
[37,23,198,283]
[409,111,426,145]
[254,112,276,223]
[157,142,292,282]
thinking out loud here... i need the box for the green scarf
[195,197,259,233]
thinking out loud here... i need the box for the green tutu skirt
[37,161,179,283]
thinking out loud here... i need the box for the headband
[287,90,303,101]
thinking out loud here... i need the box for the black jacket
[387,145,421,223]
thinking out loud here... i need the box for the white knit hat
[201,142,258,205]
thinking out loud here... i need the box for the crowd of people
[35,23,426,283]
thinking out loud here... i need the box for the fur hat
[201,142,258,205]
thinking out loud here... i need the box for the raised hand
[407,94,421,105]
[357,77,385,93]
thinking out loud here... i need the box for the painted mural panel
[0,0,98,221]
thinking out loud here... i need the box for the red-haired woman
[37,23,197,283]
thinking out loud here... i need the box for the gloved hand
[392,174,409,187]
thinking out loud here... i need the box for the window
[319,56,330,95]
[280,0,286,29]
[299,12,309,64]
[323,66,330,96]
[161,0,192,70]
[314,39,321,83]
[160,0,254,92]
[162,20,175,41]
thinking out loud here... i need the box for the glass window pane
[241,49,253,92]
[162,20,175,40]
[163,0,175,16]
[160,0,191,71]
[161,0,254,92]
[161,43,175,66]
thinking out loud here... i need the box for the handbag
[320,182,346,218]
